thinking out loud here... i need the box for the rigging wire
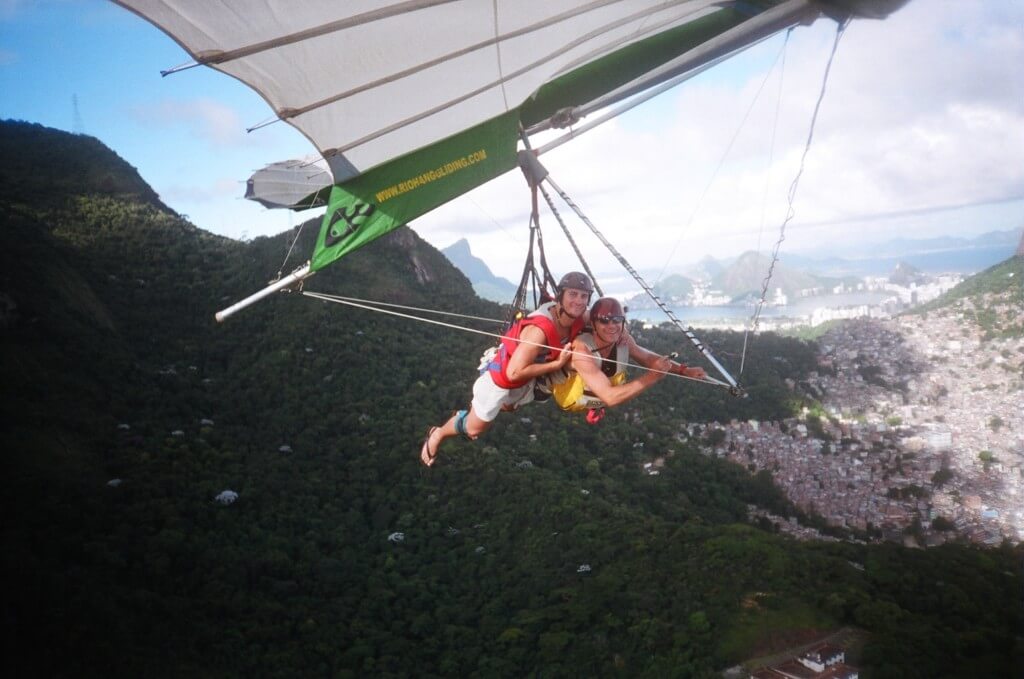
[510,221,540,320]
[538,182,604,298]
[529,187,560,301]
[302,292,504,324]
[466,195,522,244]
[513,182,560,318]
[302,290,729,388]
[276,216,304,281]
[274,189,328,281]
[507,179,564,327]
[740,28,791,374]
[744,19,850,360]
[518,130,604,297]
[539,171,742,394]
[654,31,794,286]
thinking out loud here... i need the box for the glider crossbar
[215,262,313,322]
[302,290,727,388]
[540,171,743,396]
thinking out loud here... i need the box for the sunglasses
[596,315,626,325]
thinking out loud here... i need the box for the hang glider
[115,0,907,322]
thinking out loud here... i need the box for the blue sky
[2,1,1022,289]
[1,0,313,237]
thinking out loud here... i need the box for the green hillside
[909,255,1023,339]
[1,120,1020,677]
[914,255,1023,309]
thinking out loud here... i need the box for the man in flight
[544,297,707,417]
[420,272,594,466]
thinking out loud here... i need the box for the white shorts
[471,372,535,422]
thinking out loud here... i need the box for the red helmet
[589,297,625,325]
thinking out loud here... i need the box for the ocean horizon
[631,291,894,325]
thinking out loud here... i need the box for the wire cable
[302,291,505,324]
[740,28,791,374]
[745,19,849,359]
[655,31,793,285]
[302,290,728,387]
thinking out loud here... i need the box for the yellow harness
[548,333,628,412]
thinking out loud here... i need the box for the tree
[706,428,726,447]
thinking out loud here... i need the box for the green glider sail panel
[311,112,518,272]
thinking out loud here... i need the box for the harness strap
[489,303,583,389]
[508,172,559,326]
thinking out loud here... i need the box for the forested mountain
[628,252,854,309]
[713,251,824,299]
[627,273,696,306]
[889,261,927,286]
[1,120,1020,677]
[684,255,726,282]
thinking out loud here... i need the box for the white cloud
[416,0,1024,277]
[131,98,248,147]
[159,178,242,204]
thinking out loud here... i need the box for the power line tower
[72,94,85,135]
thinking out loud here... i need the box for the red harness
[487,308,584,389]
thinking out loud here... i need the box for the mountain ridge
[627,250,851,308]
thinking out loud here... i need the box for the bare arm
[625,334,707,380]
[504,325,572,383]
[573,341,670,408]
[624,334,663,369]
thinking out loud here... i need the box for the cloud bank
[415,1,1024,280]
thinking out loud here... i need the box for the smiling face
[593,311,625,343]
[560,287,591,319]
[589,297,626,345]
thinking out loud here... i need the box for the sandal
[420,426,440,466]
